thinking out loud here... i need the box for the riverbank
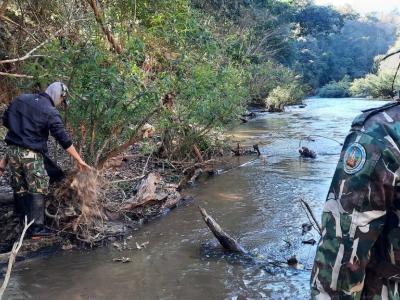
[0,130,262,263]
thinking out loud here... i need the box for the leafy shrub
[247,61,306,107]
[158,62,247,159]
[317,76,351,98]
[25,41,166,166]
[350,72,400,98]
[265,83,305,112]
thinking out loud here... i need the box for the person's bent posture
[1,82,89,237]
[311,101,400,299]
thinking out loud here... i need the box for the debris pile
[46,169,105,244]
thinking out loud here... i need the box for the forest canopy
[0,0,398,165]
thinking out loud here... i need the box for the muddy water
[4,98,391,300]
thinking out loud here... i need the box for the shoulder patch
[343,143,366,175]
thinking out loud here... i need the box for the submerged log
[299,146,317,159]
[199,206,247,254]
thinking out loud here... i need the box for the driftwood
[231,143,261,156]
[133,172,159,204]
[0,216,33,300]
[199,206,247,254]
[120,172,181,212]
[231,143,242,156]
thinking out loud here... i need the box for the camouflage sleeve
[311,127,400,299]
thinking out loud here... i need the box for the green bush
[350,72,400,98]
[265,83,305,112]
[24,41,167,166]
[158,62,247,159]
[247,61,305,106]
[317,76,351,98]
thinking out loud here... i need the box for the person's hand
[77,160,91,171]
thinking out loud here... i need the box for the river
[3,98,391,300]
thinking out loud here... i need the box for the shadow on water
[3,98,391,299]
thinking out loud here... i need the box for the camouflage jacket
[311,102,400,299]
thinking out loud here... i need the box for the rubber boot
[13,192,27,219]
[26,193,52,237]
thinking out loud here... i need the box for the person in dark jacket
[0,82,90,236]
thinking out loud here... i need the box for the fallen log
[199,206,247,254]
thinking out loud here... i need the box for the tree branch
[0,216,34,299]
[86,0,123,54]
[0,37,51,65]
[380,49,400,62]
[0,71,34,78]
[97,108,159,169]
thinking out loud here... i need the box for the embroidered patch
[343,143,366,175]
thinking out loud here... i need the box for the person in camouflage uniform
[1,82,90,236]
[311,101,400,299]
[6,145,49,195]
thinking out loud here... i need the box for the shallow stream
[4,98,391,300]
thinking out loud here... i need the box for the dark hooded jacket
[2,92,72,153]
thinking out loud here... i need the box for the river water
[3,98,391,300]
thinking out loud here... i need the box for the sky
[314,0,400,14]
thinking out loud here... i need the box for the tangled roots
[47,169,105,244]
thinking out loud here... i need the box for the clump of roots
[46,169,106,244]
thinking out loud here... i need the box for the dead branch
[199,206,247,254]
[109,175,145,184]
[121,173,160,210]
[0,216,34,299]
[380,49,400,62]
[142,153,152,176]
[181,159,218,175]
[86,0,123,54]
[391,59,400,94]
[97,108,160,169]
[299,199,321,235]
[0,32,59,65]
[0,71,34,78]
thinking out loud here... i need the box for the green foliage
[247,61,304,106]
[157,62,246,159]
[177,63,246,128]
[1,0,397,166]
[19,0,249,164]
[317,76,351,98]
[25,40,166,164]
[265,83,306,112]
[293,4,348,36]
[350,72,400,99]
[293,18,397,89]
